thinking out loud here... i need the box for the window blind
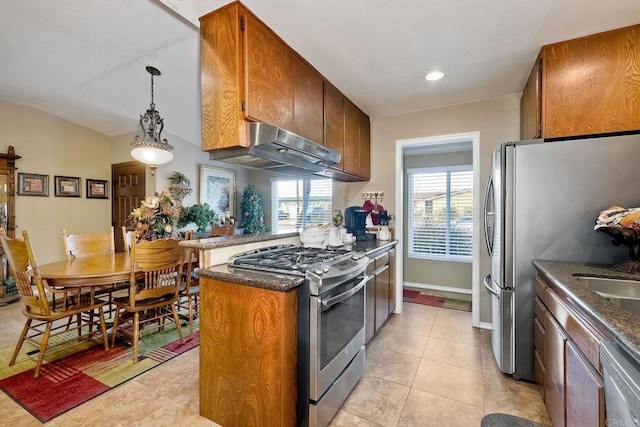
[408,165,473,261]
[272,178,333,232]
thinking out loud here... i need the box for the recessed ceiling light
[425,71,445,81]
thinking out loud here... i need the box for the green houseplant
[178,203,218,232]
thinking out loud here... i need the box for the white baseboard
[403,281,472,295]
[478,321,493,330]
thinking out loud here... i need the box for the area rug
[404,288,472,312]
[0,320,199,423]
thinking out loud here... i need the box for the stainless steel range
[228,245,370,427]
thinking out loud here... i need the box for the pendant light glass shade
[130,66,173,173]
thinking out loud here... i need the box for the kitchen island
[196,239,398,426]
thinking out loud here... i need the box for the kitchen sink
[575,276,640,316]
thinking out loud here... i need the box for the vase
[332,209,343,227]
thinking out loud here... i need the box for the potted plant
[168,171,192,203]
[178,203,218,234]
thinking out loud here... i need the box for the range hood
[209,122,341,176]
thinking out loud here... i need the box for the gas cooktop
[228,245,352,276]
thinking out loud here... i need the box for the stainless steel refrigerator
[483,133,640,381]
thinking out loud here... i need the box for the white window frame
[407,164,473,262]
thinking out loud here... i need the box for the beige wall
[334,94,521,324]
[403,150,473,290]
[1,99,256,263]
[1,99,113,263]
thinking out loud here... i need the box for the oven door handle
[321,277,368,308]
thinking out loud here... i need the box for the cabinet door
[343,99,360,176]
[387,248,396,316]
[324,83,344,169]
[375,265,390,331]
[243,13,293,129]
[520,56,542,140]
[358,110,371,180]
[566,340,605,427]
[365,274,376,344]
[292,55,323,144]
[544,312,567,427]
[543,25,640,138]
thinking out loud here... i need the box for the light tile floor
[0,300,551,426]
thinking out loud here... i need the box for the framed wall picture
[86,179,109,199]
[17,173,49,196]
[200,165,236,218]
[54,176,81,197]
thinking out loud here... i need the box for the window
[408,165,473,261]
[272,178,332,232]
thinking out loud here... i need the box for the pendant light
[130,66,174,175]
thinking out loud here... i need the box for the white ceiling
[1,0,639,147]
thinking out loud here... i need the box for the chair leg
[10,318,32,366]
[110,307,121,348]
[187,297,194,340]
[34,321,53,379]
[132,311,140,363]
[77,313,82,341]
[171,303,184,344]
[97,306,109,352]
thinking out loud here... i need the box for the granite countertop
[198,239,399,292]
[533,260,640,361]
[179,231,298,250]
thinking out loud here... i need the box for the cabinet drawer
[534,296,547,328]
[535,276,547,300]
[534,317,546,360]
[545,287,602,372]
[534,349,546,399]
[374,252,389,270]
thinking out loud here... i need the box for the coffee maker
[345,206,376,241]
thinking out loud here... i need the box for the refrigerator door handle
[483,274,499,297]
[483,176,495,256]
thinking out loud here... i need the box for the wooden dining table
[39,252,131,289]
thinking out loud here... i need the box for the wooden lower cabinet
[534,274,609,427]
[374,263,390,331]
[365,263,376,344]
[199,277,297,426]
[544,312,567,427]
[566,340,605,427]
[365,243,397,342]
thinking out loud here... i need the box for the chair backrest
[121,226,134,254]
[0,228,51,316]
[129,238,184,305]
[62,226,115,260]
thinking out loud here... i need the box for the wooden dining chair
[121,225,134,254]
[110,238,185,362]
[62,226,115,260]
[0,228,109,378]
[61,226,125,315]
[178,245,200,340]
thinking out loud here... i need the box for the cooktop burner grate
[229,245,351,275]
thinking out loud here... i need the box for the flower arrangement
[129,191,182,241]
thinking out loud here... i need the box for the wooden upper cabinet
[520,56,542,140]
[291,55,323,144]
[200,3,246,151]
[541,24,640,139]
[324,83,344,170]
[243,13,293,130]
[200,1,370,181]
[343,99,360,175]
[359,110,371,180]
